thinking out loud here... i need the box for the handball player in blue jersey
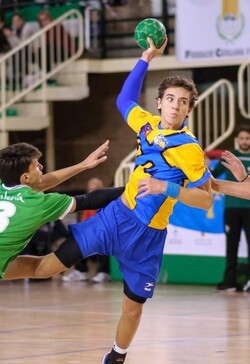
[68,37,213,363]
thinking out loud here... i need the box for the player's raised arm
[116,37,168,128]
[36,140,109,192]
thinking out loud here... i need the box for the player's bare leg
[116,295,143,347]
[4,253,67,280]
[103,295,143,363]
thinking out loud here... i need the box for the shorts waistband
[116,196,138,220]
[116,197,166,233]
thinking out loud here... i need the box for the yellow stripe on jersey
[163,143,207,183]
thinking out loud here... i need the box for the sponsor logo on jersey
[154,134,166,149]
[0,192,24,203]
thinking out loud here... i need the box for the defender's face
[27,159,43,186]
[157,87,192,130]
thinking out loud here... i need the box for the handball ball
[134,18,166,49]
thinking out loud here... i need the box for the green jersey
[0,181,73,279]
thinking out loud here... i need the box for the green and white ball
[134,18,166,49]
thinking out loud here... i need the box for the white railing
[114,79,235,186]
[238,62,250,119]
[114,148,136,188]
[0,8,84,147]
[189,79,235,151]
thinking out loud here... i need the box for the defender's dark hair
[157,76,199,109]
[0,143,42,186]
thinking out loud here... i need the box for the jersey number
[0,201,16,233]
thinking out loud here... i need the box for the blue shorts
[69,197,167,299]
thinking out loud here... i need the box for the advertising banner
[164,189,247,257]
[176,0,250,62]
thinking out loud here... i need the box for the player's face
[236,131,250,153]
[157,87,192,130]
[27,158,43,186]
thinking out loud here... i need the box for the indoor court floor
[1,277,250,364]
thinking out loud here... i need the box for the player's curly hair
[0,143,42,186]
[157,76,199,110]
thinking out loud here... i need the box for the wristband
[164,181,180,198]
[240,174,248,182]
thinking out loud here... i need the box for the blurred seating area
[0,3,84,94]
[0,0,175,159]
[0,0,174,59]
[0,0,85,149]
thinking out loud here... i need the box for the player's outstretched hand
[137,177,167,198]
[141,36,168,63]
[36,140,109,192]
[221,150,248,182]
[82,140,109,170]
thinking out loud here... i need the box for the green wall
[111,255,247,285]
[5,4,81,25]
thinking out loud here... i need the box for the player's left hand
[221,150,247,181]
[82,140,109,170]
[137,177,167,198]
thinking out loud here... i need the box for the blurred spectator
[3,13,35,49]
[2,13,36,87]
[84,0,117,52]
[37,9,74,72]
[211,126,250,292]
[0,8,11,56]
[22,220,69,256]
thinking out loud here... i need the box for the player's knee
[34,253,66,278]
[34,259,53,278]
[123,300,143,322]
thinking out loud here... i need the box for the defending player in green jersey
[0,141,124,280]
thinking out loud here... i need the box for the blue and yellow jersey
[117,59,210,230]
